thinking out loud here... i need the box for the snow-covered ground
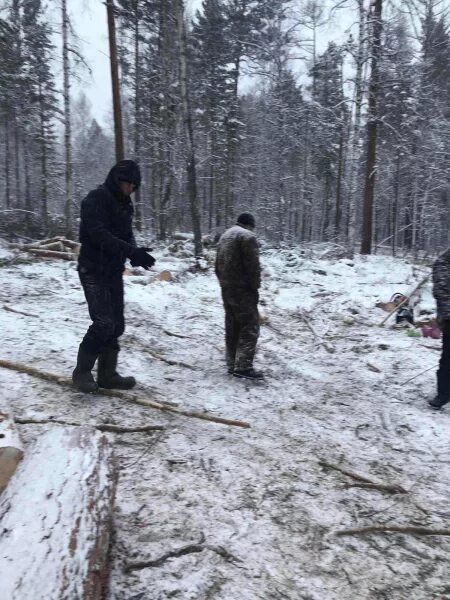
[1,240,450,600]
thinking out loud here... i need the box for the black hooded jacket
[78,161,141,276]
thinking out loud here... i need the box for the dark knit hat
[237,212,256,229]
[113,159,141,189]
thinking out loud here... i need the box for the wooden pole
[106,0,124,162]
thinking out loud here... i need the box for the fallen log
[28,249,76,261]
[15,417,165,434]
[39,241,66,252]
[0,427,116,599]
[0,359,251,429]
[335,525,450,537]
[3,304,39,318]
[0,401,24,495]
[319,459,406,494]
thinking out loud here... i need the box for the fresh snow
[1,239,450,600]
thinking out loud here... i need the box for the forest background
[0,0,449,257]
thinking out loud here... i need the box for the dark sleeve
[129,229,137,249]
[432,255,450,301]
[81,192,134,259]
[241,235,261,290]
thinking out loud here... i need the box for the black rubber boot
[72,347,99,393]
[233,367,264,380]
[429,395,449,409]
[97,348,136,390]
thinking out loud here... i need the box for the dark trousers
[221,288,259,370]
[437,323,450,399]
[79,269,125,355]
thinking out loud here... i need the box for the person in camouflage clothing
[215,212,263,380]
[430,249,450,408]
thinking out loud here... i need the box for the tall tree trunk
[360,0,383,255]
[175,0,202,256]
[133,0,142,231]
[39,81,48,230]
[347,0,366,253]
[5,122,11,210]
[391,152,401,256]
[24,132,31,232]
[334,126,344,238]
[62,0,73,235]
[106,0,124,162]
[14,111,21,208]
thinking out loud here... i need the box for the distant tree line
[0,0,450,257]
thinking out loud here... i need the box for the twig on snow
[400,364,436,386]
[3,304,39,318]
[299,313,335,354]
[336,525,450,537]
[144,348,197,370]
[15,417,165,433]
[124,533,241,572]
[162,329,192,339]
[319,459,407,494]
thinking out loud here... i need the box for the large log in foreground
[0,401,24,494]
[0,427,116,600]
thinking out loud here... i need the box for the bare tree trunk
[175,0,202,256]
[347,0,366,253]
[133,0,142,231]
[335,126,344,238]
[23,132,31,232]
[38,81,48,230]
[13,111,21,208]
[5,121,11,210]
[360,0,383,255]
[62,0,73,236]
[392,152,401,256]
[106,0,124,162]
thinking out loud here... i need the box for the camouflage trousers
[221,288,260,371]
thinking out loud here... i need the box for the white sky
[66,0,356,128]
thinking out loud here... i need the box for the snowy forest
[3,2,450,599]
[1,0,450,255]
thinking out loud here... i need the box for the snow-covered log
[28,248,76,261]
[0,402,24,495]
[0,427,116,600]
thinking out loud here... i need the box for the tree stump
[0,402,24,495]
[0,427,116,599]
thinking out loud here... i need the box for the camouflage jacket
[432,249,450,319]
[215,224,261,290]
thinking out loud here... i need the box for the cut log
[0,427,116,600]
[155,270,175,282]
[38,241,66,252]
[28,249,76,261]
[0,401,24,495]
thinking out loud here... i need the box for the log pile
[0,427,116,600]
[10,236,80,261]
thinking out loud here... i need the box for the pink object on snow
[421,323,441,339]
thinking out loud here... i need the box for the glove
[130,247,156,270]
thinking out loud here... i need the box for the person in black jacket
[72,160,155,393]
